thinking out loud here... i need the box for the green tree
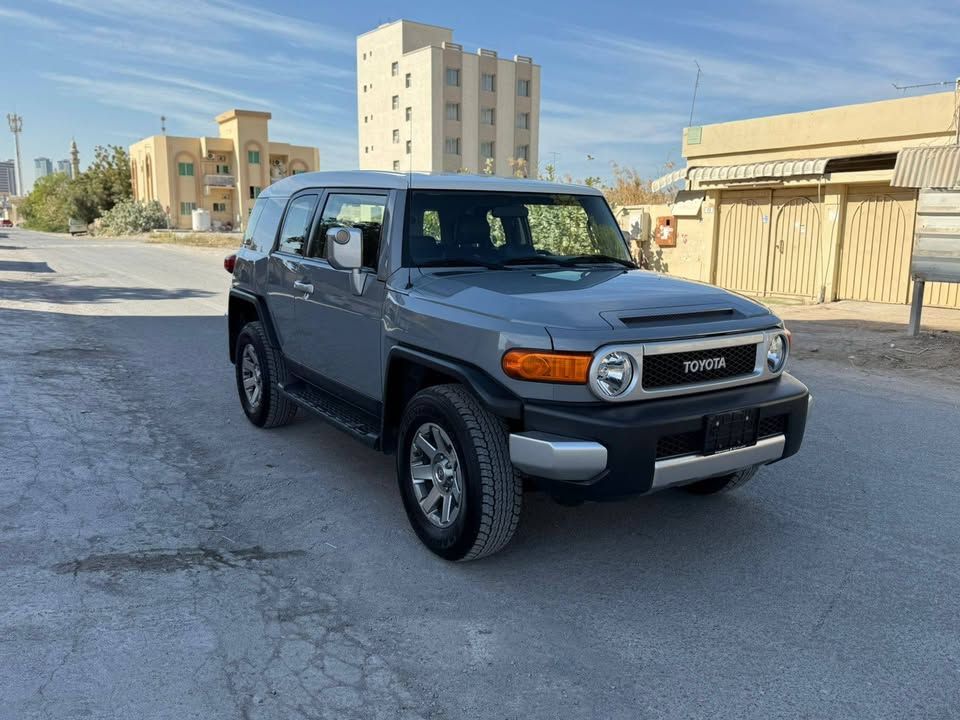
[19,173,76,232]
[74,145,133,222]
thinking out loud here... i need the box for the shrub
[97,199,169,236]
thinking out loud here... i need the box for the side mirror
[326,226,366,295]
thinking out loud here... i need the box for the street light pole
[6,113,24,195]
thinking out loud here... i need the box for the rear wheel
[397,384,522,561]
[680,465,760,495]
[234,321,297,428]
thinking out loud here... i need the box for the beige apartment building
[357,20,540,177]
[626,90,960,309]
[129,109,320,230]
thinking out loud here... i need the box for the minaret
[70,138,80,179]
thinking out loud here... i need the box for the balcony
[204,174,235,188]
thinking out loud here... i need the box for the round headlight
[767,333,788,373]
[595,351,634,397]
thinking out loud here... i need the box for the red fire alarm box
[655,216,677,247]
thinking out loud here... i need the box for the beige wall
[616,202,716,281]
[130,109,319,230]
[357,20,541,177]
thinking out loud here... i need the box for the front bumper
[509,373,809,498]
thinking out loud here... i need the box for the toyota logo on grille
[683,356,727,373]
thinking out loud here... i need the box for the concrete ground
[1,227,959,720]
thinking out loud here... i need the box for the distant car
[0,219,12,228]
[68,219,88,236]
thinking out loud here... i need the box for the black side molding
[228,289,280,362]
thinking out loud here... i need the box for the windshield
[404,190,632,268]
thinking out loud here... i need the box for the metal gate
[838,188,917,304]
[715,190,820,299]
[715,191,769,295]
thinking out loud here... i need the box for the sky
[2,0,959,192]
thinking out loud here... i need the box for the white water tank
[191,208,211,231]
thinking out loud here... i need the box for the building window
[480,107,495,125]
[362,52,366,60]
[213,202,227,213]
[516,112,530,129]
[393,160,400,171]
[363,84,367,93]
[393,129,400,144]
[480,141,495,159]
[179,201,197,215]
[392,95,399,110]
[481,73,496,92]
[517,78,530,97]
[364,115,368,123]
[391,61,399,76]
[292,169,303,175]
[405,106,412,121]
[249,186,261,199]
[445,102,461,121]
[364,146,369,153]
[445,68,460,87]
[177,162,194,177]
[215,164,230,174]
[405,73,411,88]
[248,150,260,164]
[406,140,412,154]
[516,144,529,161]
[444,137,461,155]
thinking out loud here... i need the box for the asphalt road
[2,227,959,719]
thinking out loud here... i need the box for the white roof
[261,171,604,198]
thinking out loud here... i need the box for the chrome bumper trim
[509,432,607,481]
[651,434,786,491]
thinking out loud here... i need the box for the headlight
[595,351,634,397]
[767,333,788,373]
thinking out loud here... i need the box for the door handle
[293,280,314,294]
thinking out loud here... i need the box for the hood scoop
[607,304,739,329]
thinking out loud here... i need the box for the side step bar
[279,381,380,448]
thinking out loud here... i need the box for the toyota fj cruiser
[227,171,809,561]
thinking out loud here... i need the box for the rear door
[264,191,320,364]
[295,190,389,401]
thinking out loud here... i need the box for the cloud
[0,5,65,30]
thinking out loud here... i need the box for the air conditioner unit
[206,151,215,160]
[216,154,226,162]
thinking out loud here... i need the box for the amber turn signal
[502,349,591,384]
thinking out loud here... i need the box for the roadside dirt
[773,300,960,387]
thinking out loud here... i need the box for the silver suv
[227,171,810,560]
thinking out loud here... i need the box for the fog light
[595,351,634,397]
[767,333,788,373]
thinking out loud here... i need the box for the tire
[396,384,522,561]
[680,464,761,495]
[234,321,297,428]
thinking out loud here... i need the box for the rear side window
[277,194,319,256]
[310,193,387,269]
[247,197,284,252]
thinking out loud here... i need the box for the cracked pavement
[1,228,959,719]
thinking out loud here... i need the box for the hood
[409,268,773,331]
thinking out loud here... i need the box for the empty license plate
[703,409,759,454]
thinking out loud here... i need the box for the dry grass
[145,232,241,249]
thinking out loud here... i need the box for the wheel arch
[228,289,279,363]
[381,345,522,455]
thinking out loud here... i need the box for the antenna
[688,61,703,128]
[160,115,166,134]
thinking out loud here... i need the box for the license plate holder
[703,409,759,455]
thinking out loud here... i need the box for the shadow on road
[0,277,217,304]
[0,260,55,273]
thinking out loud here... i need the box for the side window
[242,201,265,248]
[276,194,318,256]
[311,193,387,270]
[249,197,285,252]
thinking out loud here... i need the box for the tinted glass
[249,197,284,253]
[277,194,318,256]
[310,193,386,269]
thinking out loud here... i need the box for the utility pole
[6,113,23,196]
[955,77,959,145]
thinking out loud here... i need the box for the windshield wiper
[560,254,637,269]
[502,255,567,266]
[417,258,506,270]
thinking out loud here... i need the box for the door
[767,194,821,298]
[715,191,770,295]
[264,192,320,364]
[296,191,388,401]
[838,187,917,303]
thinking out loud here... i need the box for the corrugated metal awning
[689,158,829,184]
[670,191,704,217]
[891,146,960,189]
[651,167,688,192]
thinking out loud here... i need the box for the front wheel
[397,384,522,561]
[680,465,760,495]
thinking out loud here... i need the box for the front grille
[758,414,787,438]
[642,343,757,390]
[655,430,702,459]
